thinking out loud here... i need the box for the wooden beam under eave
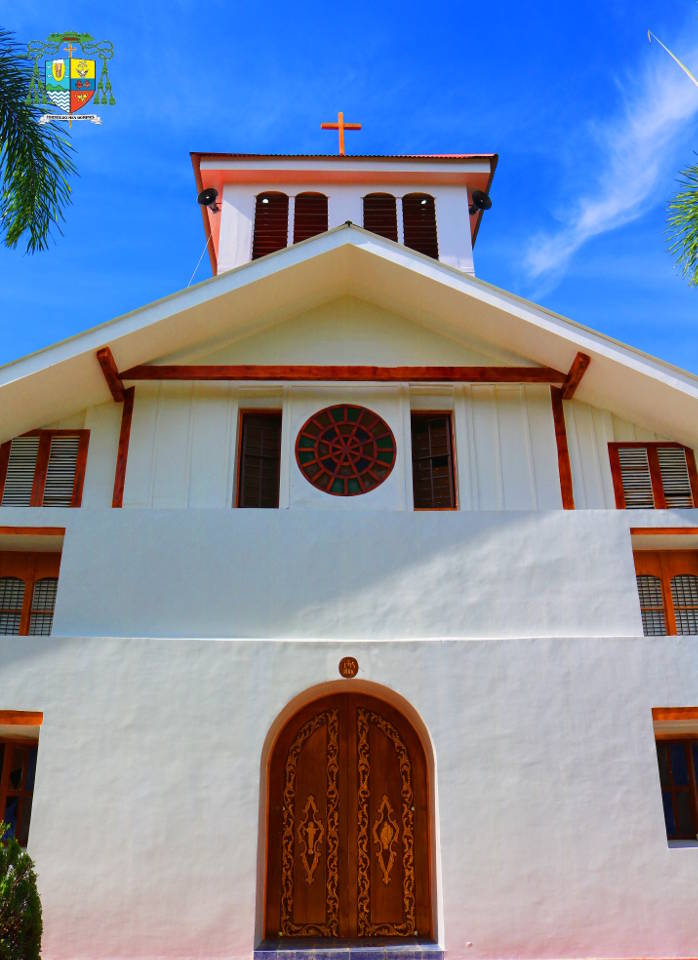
[112,387,134,508]
[550,386,575,509]
[119,364,567,384]
[96,347,125,402]
[561,352,590,400]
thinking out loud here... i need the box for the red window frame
[411,411,458,510]
[0,430,89,508]
[0,552,61,636]
[235,409,283,508]
[0,735,39,847]
[608,441,698,509]
[634,550,698,635]
[654,736,698,841]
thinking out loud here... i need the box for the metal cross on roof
[321,111,362,156]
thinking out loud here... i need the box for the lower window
[411,412,456,509]
[656,739,698,840]
[0,738,38,846]
[0,552,60,636]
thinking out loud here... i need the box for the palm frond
[667,161,698,286]
[0,26,77,253]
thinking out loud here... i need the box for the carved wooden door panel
[265,694,432,941]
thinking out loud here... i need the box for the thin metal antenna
[187,233,212,287]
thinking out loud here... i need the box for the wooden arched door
[264,693,433,941]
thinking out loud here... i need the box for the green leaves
[0,822,42,960]
[0,28,77,253]
[668,161,698,286]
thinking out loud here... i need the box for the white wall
[217,184,474,273]
[0,506,642,639]
[3,632,698,960]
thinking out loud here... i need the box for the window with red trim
[0,737,39,847]
[293,193,328,243]
[363,193,398,242]
[236,411,282,508]
[634,550,698,636]
[411,413,457,509]
[655,738,698,840]
[0,552,60,636]
[402,194,438,259]
[609,442,698,509]
[0,430,89,508]
[252,192,289,259]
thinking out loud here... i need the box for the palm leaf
[668,161,698,285]
[0,27,77,253]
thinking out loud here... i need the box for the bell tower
[192,147,496,276]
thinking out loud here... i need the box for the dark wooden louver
[293,193,328,243]
[252,193,289,260]
[411,413,456,509]
[402,194,439,259]
[362,193,398,242]
[237,412,282,508]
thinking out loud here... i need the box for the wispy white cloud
[524,37,698,285]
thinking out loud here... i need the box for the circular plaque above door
[295,404,397,496]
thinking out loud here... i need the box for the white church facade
[1,148,698,960]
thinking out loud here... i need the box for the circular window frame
[295,404,397,497]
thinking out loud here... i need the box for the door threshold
[255,944,443,960]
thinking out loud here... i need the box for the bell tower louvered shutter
[402,194,439,259]
[293,193,328,243]
[236,412,282,508]
[43,435,81,507]
[657,447,694,508]
[252,193,289,259]
[1,437,40,507]
[363,194,398,241]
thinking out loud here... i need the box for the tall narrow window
[363,193,398,242]
[655,739,698,840]
[252,193,289,260]
[634,550,698,635]
[0,738,39,847]
[0,553,60,636]
[293,193,328,243]
[236,412,282,508]
[609,442,698,509]
[0,430,89,508]
[411,413,456,509]
[402,194,438,259]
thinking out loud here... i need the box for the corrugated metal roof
[193,152,497,162]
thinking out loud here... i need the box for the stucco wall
[0,507,651,639]
[3,633,698,960]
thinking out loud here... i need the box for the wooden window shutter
[402,194,439,259]
[0,431,88,508]
[237,412,282,508]
[363,194,398,242]
[610,443,697,509]
[636,574,667,635]
[411,413,456,509]
[1,437,40,506]
[612,446,655,508]
[657,447,694,508]
[252,193,289,259]
[293,193,328,243]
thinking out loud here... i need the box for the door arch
[263,690,434,942]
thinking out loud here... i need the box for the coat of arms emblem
[26,32,115,127]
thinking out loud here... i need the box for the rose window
[295,404,397,496]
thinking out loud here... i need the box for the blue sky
[2,1,697,372]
